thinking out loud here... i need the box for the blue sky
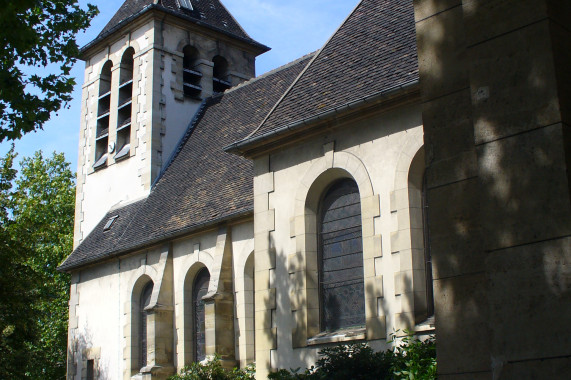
[0,0,360,172]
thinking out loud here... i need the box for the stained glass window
[140,282,153,369]
[193,268,210,362]
[319,179,365,332]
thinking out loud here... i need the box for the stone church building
[59,0,571,379]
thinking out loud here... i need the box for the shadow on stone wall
[68,325,112,380]
[414,0,571,378]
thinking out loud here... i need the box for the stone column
[414,0,571,378]
[141,246,175,380]
[196,59,214,98]
[202,227,237,369]
[253,156,277,379]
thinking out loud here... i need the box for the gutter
[224,79,420,155]
[58,208,253,273]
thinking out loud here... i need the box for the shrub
[169,333,436,380]
[391,334,437,380]
[268,333,436,380]
[168,355,255,380]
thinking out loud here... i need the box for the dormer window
[103,215,119,231]
[178,0,193,11]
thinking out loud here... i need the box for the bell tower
[73,0,269,246]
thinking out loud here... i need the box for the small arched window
[318,179,365,332]
[212,55,231,93]
[183,45,202,98]
[139,281,153,369]
[116,48,134,161]
[193,268,210,362]
[408,147,434,322]
[242,253,255,364]
[94,61,113,169]
[422,174,434,317]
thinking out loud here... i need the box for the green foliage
[268,334,436,380]
[0,149,37,379]
[167,334,436,380]
[0,148,75,379]
[168,355,256,380]
[0,0,98,142]
[391,334,437,380]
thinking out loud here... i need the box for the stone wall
[68,221,255,380]
[75,13,257,247]
[414,0,571,378]
[251,103,429,377]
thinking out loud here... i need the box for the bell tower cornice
[79,0,269,61]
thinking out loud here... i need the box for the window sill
[307,327,366,346]
[414,315,435,333]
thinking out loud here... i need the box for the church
[59,0,571,379]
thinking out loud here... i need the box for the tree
[0,149,39,379]
[0,0,98,142]
[0,148,75,379]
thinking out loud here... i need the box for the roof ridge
[239,0,364,142]
[83,0,269,55]
[221,51,317,95]
[217,0,251,39]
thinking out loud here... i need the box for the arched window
[243,252,255,364]
[193,268,210,362]
[408,147,434,323]
[94,61,112,169]
[318,179,365,332]
[183,45,202,98]
[422,174,434,317]
[212,55,231,93]
[139,281,153,369]
[116,48,134,161]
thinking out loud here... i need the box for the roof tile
[243,0,418,142]
[59,55,312,271]
[95,0,257,47]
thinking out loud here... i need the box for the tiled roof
[59,55,312,272]
[86,0,267,52]
[59,199,146,271]
[239,0,418,145]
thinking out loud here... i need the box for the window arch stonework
[127,274,154,377]
[178,255,214,368]
[290,150,384,347]
[212,55,231,93]
[182,45,202,98]
[389,130,435,331]
[235,249,255,367]
[116,48,134,161]
[94,61,113,169]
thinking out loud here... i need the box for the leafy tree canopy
[0,0,98,142]
[0,148,75,379]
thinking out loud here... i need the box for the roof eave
[79,4,269,60]
[225,79,421,157]
[57,208,253,273]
